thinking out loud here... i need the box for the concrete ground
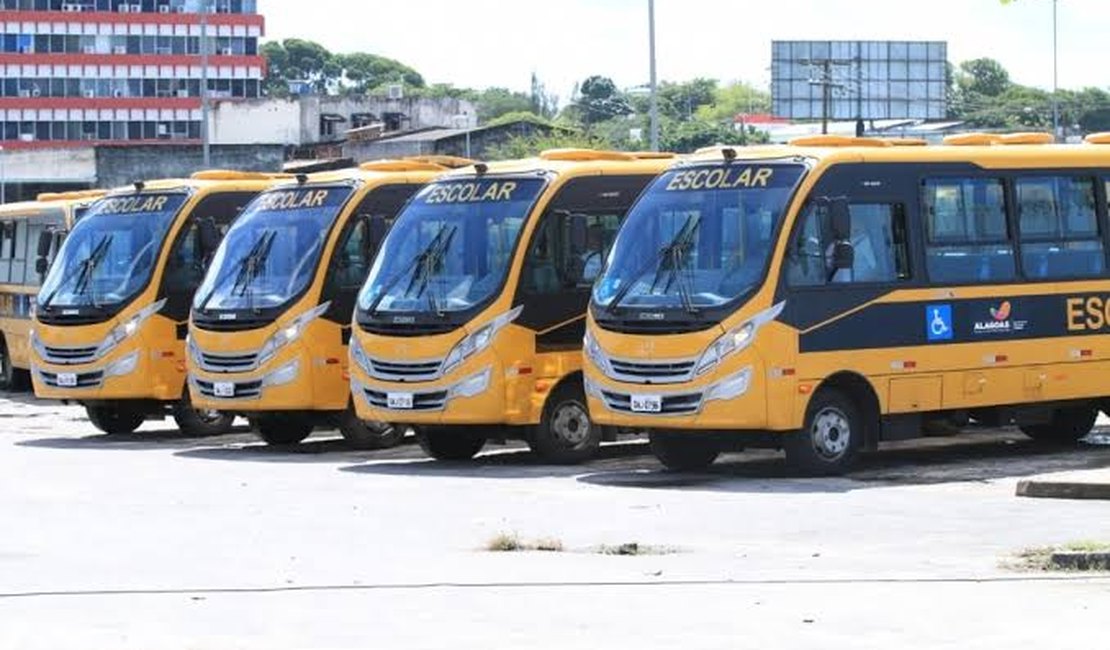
[1,392,1109,649]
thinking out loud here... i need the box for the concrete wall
[1,147,97,184]
[208,96,479,147]
[95,145,284,188]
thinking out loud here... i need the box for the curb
[1016,480,1110,500]
[1050,552,1110,571]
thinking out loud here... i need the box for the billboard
[771,41,948,121]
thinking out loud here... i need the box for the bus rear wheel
[0,338,28,392]
[86,405,145,436]
[786,388,862,476]
[649,432,720,471]
[1020,406,1097,444]
[339,408,405,450]
[416,427,486,461]
[529,383,600,464]
[252,413,314,446]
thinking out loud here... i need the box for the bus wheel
[529,383,601,464]
[172,398,235,437]
[86,405,145,435]
[339,408,405,450]
[252,414,313,446]
[0,338,25,391]
[1020,406,1098,444]
[786,388,861,476]
[649,432,720,471]
[416,427,486,461]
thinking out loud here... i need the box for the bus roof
[100,170,291,196]
[259,156,477,188]
[433,149,679,180]
[682,132,1110,170]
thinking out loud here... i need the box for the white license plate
[213,382,235,398]
[630,394,663,413]
[56,373,78,388]
[387,392,414,410]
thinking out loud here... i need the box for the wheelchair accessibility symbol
[926,304,953,342]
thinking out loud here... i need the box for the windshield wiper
[195,230,273,314]
[364,223,456,318]
[40,234,113,310]
[233,230,277,313]
[649,217,700,314]
[605,215,701,315]
[407,226,458,317]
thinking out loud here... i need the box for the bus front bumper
[350,365,507,425]
[583,366,769,430]
[188,352,312,412]
[32,348,183,402]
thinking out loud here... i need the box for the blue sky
[264,0,1108,102]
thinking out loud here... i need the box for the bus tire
[786,388,861,476]
[528,382,600,464]
[1020,406,1097,444]
[416,427,486,461]
[0,337,25,391]
[339,409,405,450]
[86,405,145,436]
[649,432,720,471]
[172,396,235,437]
[252,414,314,446]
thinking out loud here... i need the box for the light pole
[648,0,660,152]
[1051,0,1059,138]
[200,0,211,168]
[0,145,5,205]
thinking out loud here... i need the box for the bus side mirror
[829,198,851,241]
[832,241,854,270]
[198,218,221,256]
[36,229,53,258]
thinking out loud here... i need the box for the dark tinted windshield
[357,178,544,315]
[194,186,353,313]
[594,164,805,311]
[39,193,187,309]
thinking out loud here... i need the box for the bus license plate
[630,394,663,413]
[387,392,414,410]
[213,382,235,398]
[57,373,78,388]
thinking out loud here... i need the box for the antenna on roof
[296,173,309,185]
[133,181,145,192]
[721,147,738,162]
[474,162,489,175]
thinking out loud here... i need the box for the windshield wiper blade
[41,234,113,310]
[233,230,277,314]
[652,217,700,314]
[365,223,455,318]
[606,215,700,315]
[196,231,272,313]
[409,226,458,317]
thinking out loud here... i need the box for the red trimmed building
[1,0,264,148]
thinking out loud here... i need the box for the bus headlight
[262,359,300,388]
[96,299,166,359]
[349,336,372,377]
[29,329,47,360]
[257,303,330,367]
[104,351,140,378]
[704,367,753,402]
[583,328,613,376]
[695,322,754,376]
[448,367,492,399]
[441,306,522,376]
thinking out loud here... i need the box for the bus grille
[607,358,696,384]
[361,387,448,412]
[196,350,260,373]
[40,345,99,365]
[192,378,264,400]
[367,357,444,382]
[600,390,702,416]
[38,369,104,389]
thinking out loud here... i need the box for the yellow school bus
[0,190,106,390]
[31,171,289,435]
[350,149,674,462]
[584,132,1110,475]
[187,159,468,448]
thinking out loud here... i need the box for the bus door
[514,176,656,352]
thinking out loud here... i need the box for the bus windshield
[357,177,544,316]
[593,164,805,312]
[193,186,354,313]
[38,192,187,310]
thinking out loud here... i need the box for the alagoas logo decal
[990,301,1011,322]
[974,300,1026,335]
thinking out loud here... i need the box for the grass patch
[595,542,680,556]
[485,533,564,553]
[1004,541,1110,572]
[1062,540,1110,553]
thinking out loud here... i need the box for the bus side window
[0,222,12,284]
[1017,176,1103,279]
[787,203,909,286]
[334,216,372,289]
[923,177,1014,284]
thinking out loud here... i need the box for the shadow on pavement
[17,425,257,451]
[173,434,426,464]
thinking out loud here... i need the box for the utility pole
[200,0,211,168]
[0,145,5,205]
[1051,0,1059,138]
[805,58,850,135]
[648,0,660,152]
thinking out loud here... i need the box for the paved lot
[1,392,1109,649]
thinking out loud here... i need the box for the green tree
[475,87,534,123]
[530,73,559,120]
[485,130,608,161]
[571,75,633,125]
[337,52,424,93]
[957,58,1012,97]
[696,81,772,122]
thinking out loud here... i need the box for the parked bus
[584,132,1110,475]
[350,149,675,463]
[0,190,106,390]
[186,159,468,448]
[31,171,289,435]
